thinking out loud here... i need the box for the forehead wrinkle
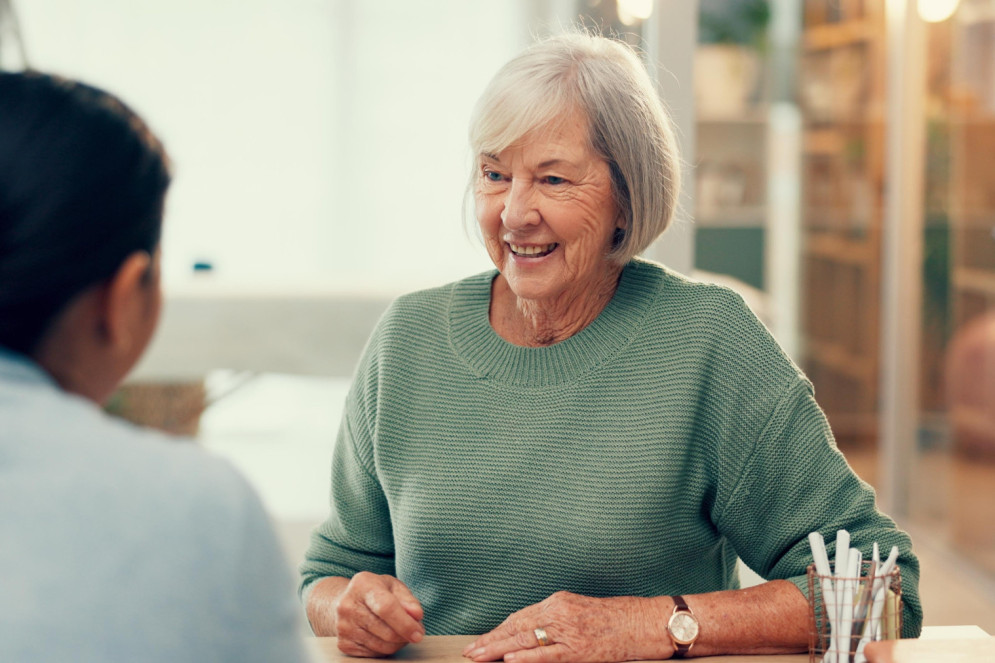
[537,158,574,169]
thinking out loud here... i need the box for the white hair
[466,31,681,263]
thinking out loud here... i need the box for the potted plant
[695,0,771,117]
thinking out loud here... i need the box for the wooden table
[863,628,994,662]
[310,627,993,662]
[310,636,809,662]
[863,637,995,662]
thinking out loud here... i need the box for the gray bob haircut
[468,31,681,264]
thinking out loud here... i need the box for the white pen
[832,530,851,662]
[868,584,887,642]
[867,546,899,643]
[839,548,860,663]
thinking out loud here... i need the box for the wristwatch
[666,595,700,658]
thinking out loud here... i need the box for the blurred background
[2,0,994,633]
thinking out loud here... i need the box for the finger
[353,622,410,657]
[339,602,410,650]
[462,625,506,654]
[463,608,534,653]
[466,628,547,661]
[337,586,415,651]
[504,643,570,663]
[386,576,425,623]
[361,582,425,642]
[461,625,510,655]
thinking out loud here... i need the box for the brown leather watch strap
[670,595,694,658]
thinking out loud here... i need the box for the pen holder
[806,562,903,663]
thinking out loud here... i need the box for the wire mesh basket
[104,371,257,438]
[104,380,207,437]
[807,562,902,663]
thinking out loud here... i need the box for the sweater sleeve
[298,334,396,600]
[714,378,923,638]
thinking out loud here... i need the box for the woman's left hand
[461,591,673,663]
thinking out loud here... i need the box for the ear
[615,210,628,230]
[100,251,154,353]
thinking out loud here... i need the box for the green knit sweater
[300,258,922,637]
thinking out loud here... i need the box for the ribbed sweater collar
[448,258,663,388]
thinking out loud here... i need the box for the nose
[500,178,540,229]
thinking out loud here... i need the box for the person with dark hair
[0,71,311,662]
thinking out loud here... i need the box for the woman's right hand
[308,572,425,657]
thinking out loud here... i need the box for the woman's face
[474,109,623,304]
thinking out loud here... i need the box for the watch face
[669,612,700,644]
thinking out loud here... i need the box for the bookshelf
[798,0,887,444]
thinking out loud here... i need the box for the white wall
[16,0,526,295]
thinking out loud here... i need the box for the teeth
[510,243,557,256]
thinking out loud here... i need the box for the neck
[491,265,623,347]
[31,291,122,405]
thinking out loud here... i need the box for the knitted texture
[300,258,922,637]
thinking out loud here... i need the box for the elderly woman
[0,72,309,662]
[301,33,922,661]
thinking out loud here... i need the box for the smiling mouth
[509,242,558,258]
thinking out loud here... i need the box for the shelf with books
[798,0,886,446]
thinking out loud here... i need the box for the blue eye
[484,170,503,182]
[545,176,566,185]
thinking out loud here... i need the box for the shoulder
[72,413,289,601]
[629,258,805,386]
[109,418,270,533]
[629,258,765,335]
[0,380,304,661]
[12,385,271,536]
[0,364,252,505]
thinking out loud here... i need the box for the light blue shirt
[0,348,311,662]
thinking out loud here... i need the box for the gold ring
[534,627,551,647]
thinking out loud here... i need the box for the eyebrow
[479,153,574,170]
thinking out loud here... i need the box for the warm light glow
[617,0,654,25]
[918,0,960,22]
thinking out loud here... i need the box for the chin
[504,276,562,303]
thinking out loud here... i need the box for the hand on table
[334,572,425,658]
[462,591,671,663]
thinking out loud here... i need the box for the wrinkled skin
[474,108,625,347]
[331,572,425,658]
[462,591,674,663]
